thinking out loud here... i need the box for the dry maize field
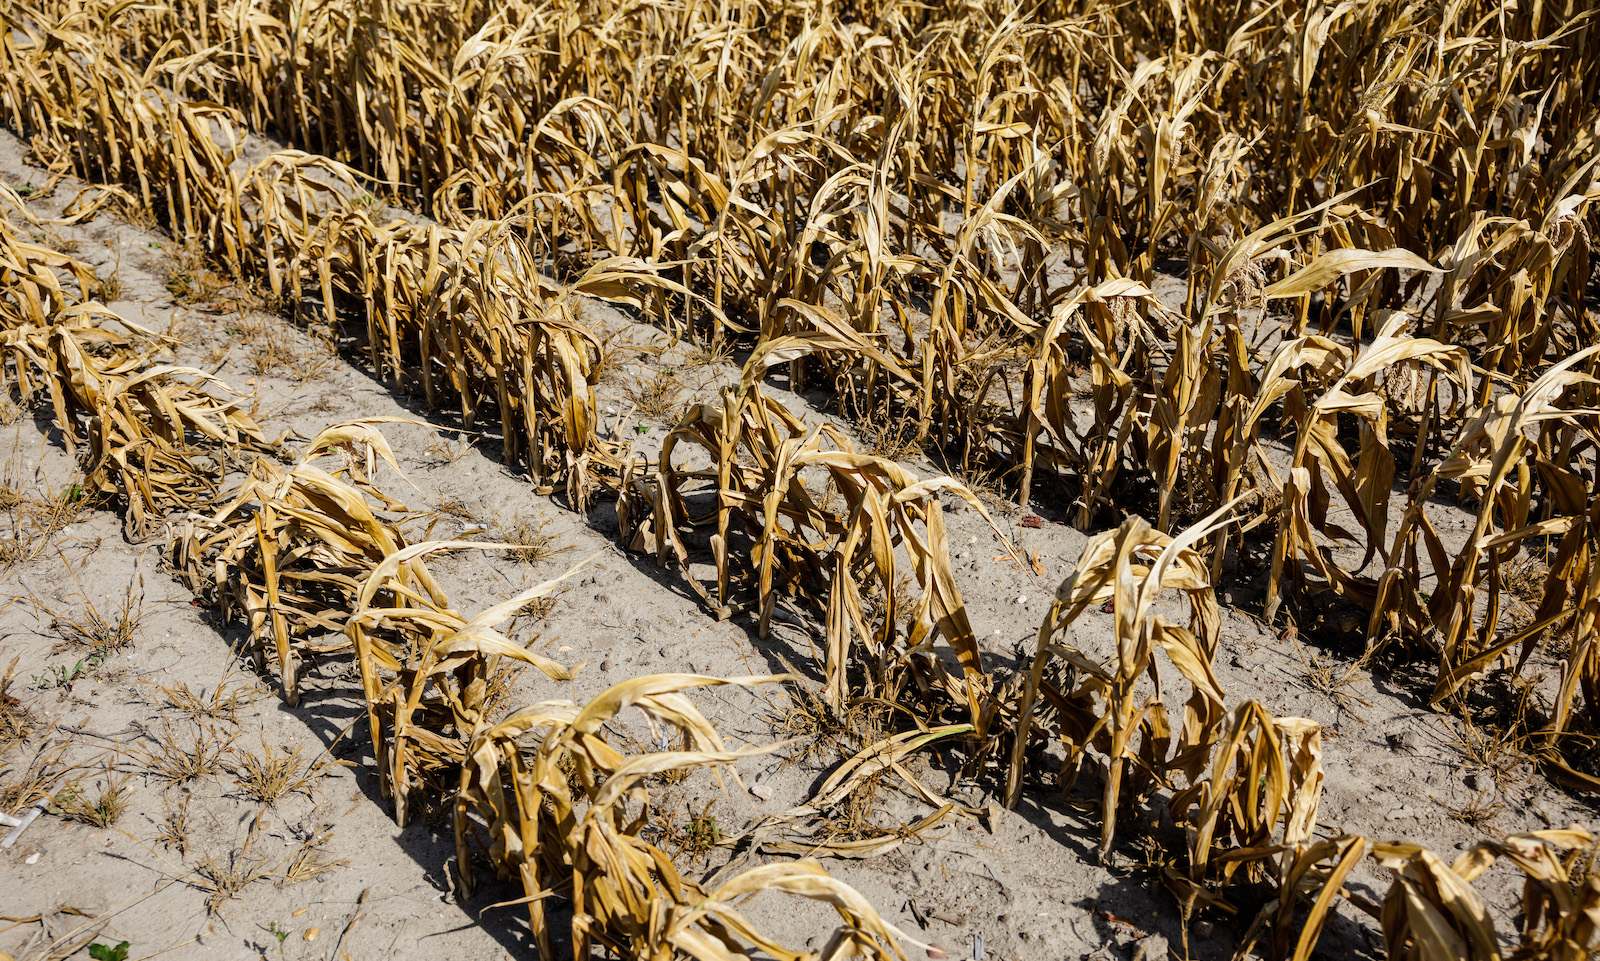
[0,0,1596,958]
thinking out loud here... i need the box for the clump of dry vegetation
[52,765,130,827]
[0,656,33,750]
[160,676,246,725]
[624,368,682,422]
[494,509,568,564]
[151,795,192,855]
[154,236,236,306]
[47,576,147,664]
[226,739,323,805]
[140,722,234,785]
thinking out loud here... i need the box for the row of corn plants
[0,183,925,959]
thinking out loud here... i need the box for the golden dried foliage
[0,0,1597,956]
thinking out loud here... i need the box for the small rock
[600,659,614,672]
[1194,920,1214,939]
[24,852,40,865]
[771,606,804,627]
[926,948,947,960]
[1014,595,1027,606]
[1229,654,1246,669]
[1130,934,1168,961]
[1386,730,1418,754]
[749,784,773,801]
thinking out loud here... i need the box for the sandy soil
[0,126,1595,961]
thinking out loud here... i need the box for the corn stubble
[0,0,1597,957]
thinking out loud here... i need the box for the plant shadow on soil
[226,627,554,957]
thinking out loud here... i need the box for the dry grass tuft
[423,434,474,465]
[1448,795,1504,832]
[49,577,146,663]
[230,312,337,382]
[152,795,192,856]
[193,817,277,914]
[495,509,570,564]
[96,268,126,302]
[141,722,235,785]
[227,739,323,805]
[52,766,130,827]
[680,337,733,369]
[282,821,346,882]
[0,478,99,569]
[0,741,65,815]
[777,679,892,772]
[853,411,924,462]
[1449,714,1538,790]
[0,656,34,750]
[154,237,235,306]
[625,368,682,422]
[160,677,247,725]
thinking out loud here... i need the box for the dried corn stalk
[348,543,587,824]
[1166,704,1323,911]
[455,674,917,961]
[649,379,1010,730]
[1006,506,1241,857]
[169,424,416,704]
[1260,309,1469,624]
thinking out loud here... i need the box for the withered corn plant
[634,375,1012,733]
[1363,827,1599,961]
[0,189,279,539]
[348,542,587,825]
[454,674,918,961]
[1004,508,1339,953]
[1006,509,1239,856]
[168,422,416,704]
